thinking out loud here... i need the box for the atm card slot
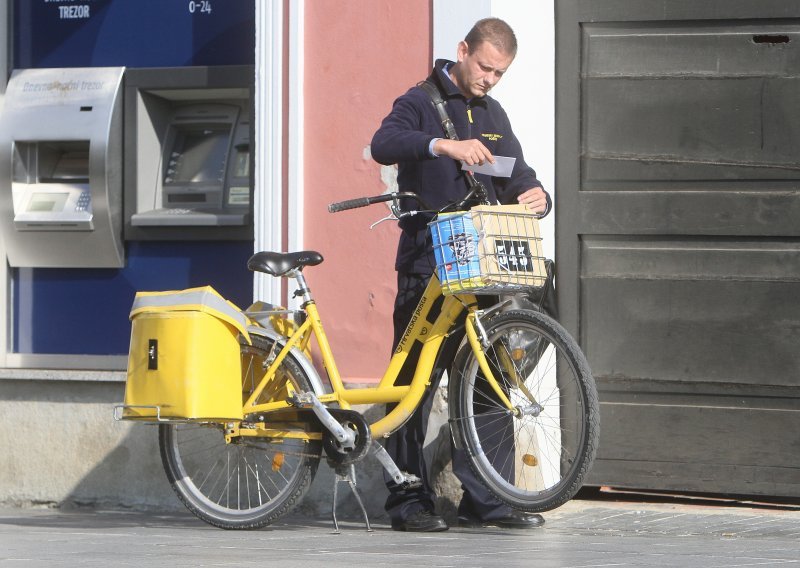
[131,208,247,227]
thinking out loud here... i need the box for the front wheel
[159,334,322,529]
[449,309,599,512]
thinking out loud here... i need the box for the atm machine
[124,65,253,241]
[0,67,126,268]
[131,102,250,226]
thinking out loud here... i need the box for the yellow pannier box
[122,286,251,421]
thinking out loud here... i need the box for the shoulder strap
[418,80,459,140]
[418,80,488,203]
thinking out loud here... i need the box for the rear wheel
[159,334,321,529]
[449,309,599,512]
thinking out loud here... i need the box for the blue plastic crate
[429,212,483,293]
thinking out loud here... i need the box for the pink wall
[303,1,431,382]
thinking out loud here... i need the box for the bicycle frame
[239,272,517,441]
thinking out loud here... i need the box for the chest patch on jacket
[481,133,503,142]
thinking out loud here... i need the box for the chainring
[322,408,372,466]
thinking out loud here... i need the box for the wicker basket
[429,204,547,295]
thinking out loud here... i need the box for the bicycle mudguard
[246,325,327,398]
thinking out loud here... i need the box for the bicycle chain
[234,409,373,465]
[239,443,322,460]
[233,430,323,460]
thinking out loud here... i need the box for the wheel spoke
[159,335,321,529]
[451,309,598,512]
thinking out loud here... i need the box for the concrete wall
[0,373,174,509]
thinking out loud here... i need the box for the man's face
[453,40,514,99]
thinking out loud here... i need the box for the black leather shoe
[458,510,545,529]
[392,510,449,532]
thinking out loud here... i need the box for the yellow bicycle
[116,191,599,530]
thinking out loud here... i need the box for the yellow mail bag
[122,286,250,421]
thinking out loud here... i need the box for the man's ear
[456,40,469,62]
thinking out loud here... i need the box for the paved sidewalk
[1,495,799,567]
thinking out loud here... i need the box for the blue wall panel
[13,0,255,68]
[13,241,254,355]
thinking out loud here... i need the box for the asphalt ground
[1,491,799,567]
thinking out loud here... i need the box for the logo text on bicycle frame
[395,293,428,353]
[495,239,535,272]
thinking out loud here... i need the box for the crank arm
[371,442,421,488]
[288,392,357,450]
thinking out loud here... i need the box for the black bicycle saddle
[247,251,324,276]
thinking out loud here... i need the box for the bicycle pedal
[400,472,422,489]
[287,392,315,408]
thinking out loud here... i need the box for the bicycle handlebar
[327,197,374,213]
[328,185,546,220]
[329,163,494,216]
[328,192,431,214]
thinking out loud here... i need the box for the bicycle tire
[449,309,599,512]
[159,334,322,529]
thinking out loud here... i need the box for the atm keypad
[76,191,91,212]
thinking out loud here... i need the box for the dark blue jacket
[371,59,550,273]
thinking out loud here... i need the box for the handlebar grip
[328,197,372,213]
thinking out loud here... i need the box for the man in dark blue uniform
[371,18,552,532]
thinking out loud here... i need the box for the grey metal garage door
[556,0,800,497]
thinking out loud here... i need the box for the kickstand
[331,464,372,533]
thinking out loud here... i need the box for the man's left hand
[517,187,548,215]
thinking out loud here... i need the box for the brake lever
[369,212,398,229]
[369,209,421,229]
[389,199,423,220]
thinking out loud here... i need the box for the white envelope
[461,155,516,178]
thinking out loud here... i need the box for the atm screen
[167,127,230,184]
[27,192,68,213]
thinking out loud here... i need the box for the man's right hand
[433,138,495,166]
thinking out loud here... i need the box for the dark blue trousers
[384,272,515,523]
